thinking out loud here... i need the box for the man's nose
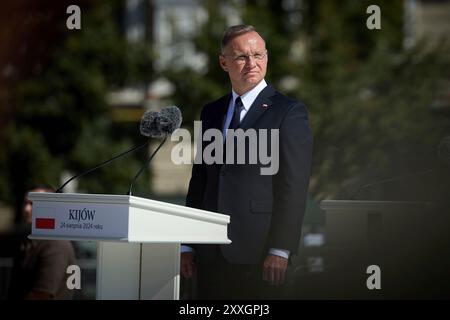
[246,56,256,67]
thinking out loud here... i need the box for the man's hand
[181,252,196,279]
[262,254,288,285]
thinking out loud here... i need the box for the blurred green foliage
[0,1,154,221]
[1,0,449,222]
[164,0,450,200]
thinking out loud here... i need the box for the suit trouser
[195,245,289,300]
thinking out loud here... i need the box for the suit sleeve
[184,108,207,251]
[268,102,313,254]
[185,107,207,210]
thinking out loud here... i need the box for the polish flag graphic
[35,218,55,230]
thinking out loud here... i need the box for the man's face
[219,31,268,95]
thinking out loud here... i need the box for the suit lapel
[210,93,231,131]
[239,85,276,130]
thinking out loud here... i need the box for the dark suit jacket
[186,85,313,265]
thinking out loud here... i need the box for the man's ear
[219,55,228,72]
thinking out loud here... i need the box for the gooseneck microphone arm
[56,139,151,193]
[127,135,168,196]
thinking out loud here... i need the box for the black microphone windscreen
[140,111,161,138]
[159,106,182,135]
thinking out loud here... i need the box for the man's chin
[244,77,262,85]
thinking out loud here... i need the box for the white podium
[28,192,230,300]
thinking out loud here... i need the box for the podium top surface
[29,192,230,225]
[29,192,231,243]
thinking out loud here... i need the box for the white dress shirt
[223,79,268,135]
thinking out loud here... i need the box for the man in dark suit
[181,24,313,299]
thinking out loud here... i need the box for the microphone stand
[56,139,151,193]
[127,135,168,196]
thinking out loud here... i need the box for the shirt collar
[231,79,267,111]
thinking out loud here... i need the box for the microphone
[56,110,163,193]
[140,106,183,138]
[127,106,182,196]
[159,105,183,135]
[140,110,162,138]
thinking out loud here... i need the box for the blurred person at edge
[8,186,76,300]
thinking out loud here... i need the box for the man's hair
[25,184,55,195]
[23,184,54,209]
[221,24,263,53]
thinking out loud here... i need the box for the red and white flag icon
[35,218,55,229]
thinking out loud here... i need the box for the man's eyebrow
[230,51,245,55]
[232,50,264,55]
